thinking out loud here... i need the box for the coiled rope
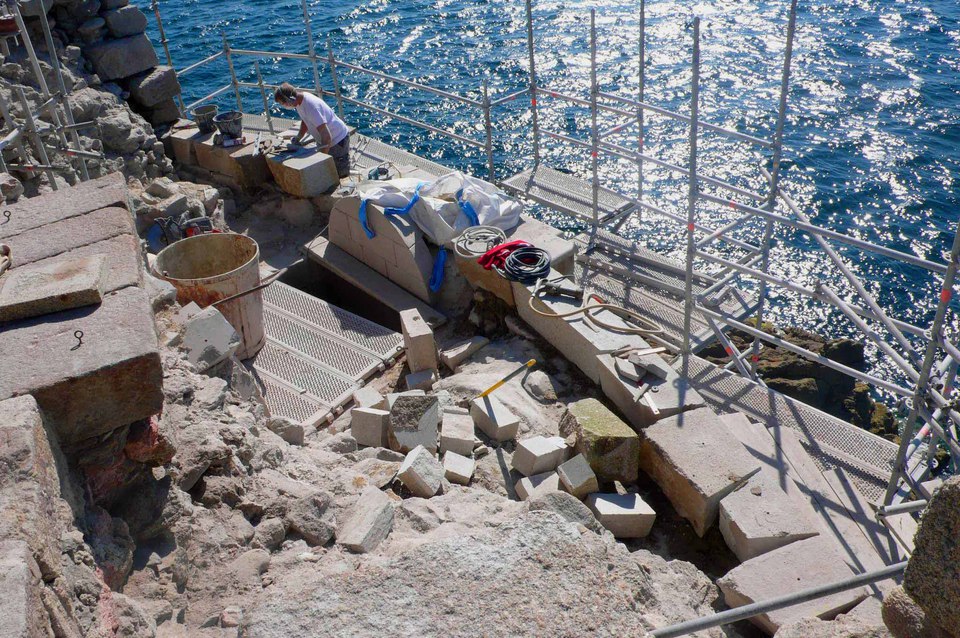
[454,225,506,258]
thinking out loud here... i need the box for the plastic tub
[213,111,244,139]
[191,104,218,135]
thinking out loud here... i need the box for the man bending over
[275,83,350,178]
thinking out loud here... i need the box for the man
[275,83,350,178]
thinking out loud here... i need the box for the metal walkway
[503,165,637,224]
[684,354,897,503]
[249,282,403,426]
[573,229,758,351]
[351,134,451,178]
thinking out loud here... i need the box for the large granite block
[3,206,134,265]
[0,173,128,239]
[84,34,159,81]
[597,353,706,428]
[559,398,640,483]
[128,65,181,107]
[266,145,339,197]
[0,254,106,323]
[638,407,761,537]
[22,234,143,294]
[195,136,272,187]
[0,287,163,446]
[718,536,868,634]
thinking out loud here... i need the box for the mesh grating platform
[351,134,451,177]
[685,355,897,502]
[503,165,637,224]
[242,113,299,134]
[250,282,403,425]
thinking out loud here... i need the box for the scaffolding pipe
[150,0,185,113]
[185,85,234,112]
[878,499,927,517]
[299,0,323,98]
[490,87,529,107]
[524,0,541,164]
[589,9,600,244]
[331,59,482,108]
[37,7,90,181]
[326,38,346,121]
[231,49,312,61]
[253,61,274,135]
[681,17,701,362]
[636,0,645,219]
[15,87,58,191]
[650,561,907,638]
[0,87,32,174]
[707,317,756,379]
[336,95,484,148]
[482,79,495,181]
[222,34,243,113]
[178,51,224,77]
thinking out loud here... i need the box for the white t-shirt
[296,92,348,145]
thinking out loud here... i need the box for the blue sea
[136,0,960,390]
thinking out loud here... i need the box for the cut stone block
[15,233,142,295]
[3,205,134,265]
[639,407,761,537]
[352,386,383,409]
[0,254,106,323]
[557,453,599,499]
[440,411,476,456]
[470,394,520,442]
[405,369,438,392]
[0,173,128,239]
[84,33,158,81]
[718,536,868,634]
[0,287,163,446]
[443,452,476,485]
[336,487,396,554]
[195,136,272,188]
[376,390,426,411]
[597,353,706,428]
[181,306,241,373]
[103,5,148,38]
[387,395,439,453]
[166,125,202,165]
[266,146,339,197]
[515,471,560,501]
[397,445,443,498]
[439,336,490,371]
[512,435,568,477]
[559,398,640,483]
[0,396,65,579]
[351,407,391,448]
[400,308,438,373]
[586,493,657,538]
[719,471,820,562]
[0,541,47,638]
[128,65,181,107]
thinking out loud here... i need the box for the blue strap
[456,188,480,227]
[383,183,425,217]
[429,247,447,293]
[358,199,376,239]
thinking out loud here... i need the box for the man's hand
[319,144,331,154]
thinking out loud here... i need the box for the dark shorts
[329,134,350,178]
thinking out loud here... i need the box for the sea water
[136,0,960,390]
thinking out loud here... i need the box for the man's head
[274,83,299,108]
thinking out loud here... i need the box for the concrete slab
[719,471,820,562]
[0,254,106,323]
[0,287,163,446]
[515,471,560,501]
[266,145,339,197]
[512,435,568,477]
[439,336,489,372]
[336,486,395,554]
[400,308,438,373]
[718,535,869,634]
[443,452,476,485]
[398,445,443,498]
[0,173,128,239]
[351,407,391,448]
[194,136,272,187]
[638,407,761,537]
[470,394,520,442]
[439,411,476,456]
[301,236,446,327]
[597,353,706,428]
[586,493,656,538]
[557,454,599,499]
[559,398,640,484]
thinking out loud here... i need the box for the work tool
[476,359,536,399]
[612,345,668,359]
[0,243,11,277]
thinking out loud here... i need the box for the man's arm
[293,121,308,144]
[315,123,333,151]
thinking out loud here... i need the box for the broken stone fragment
[439,336,489,371]
[351,407,391,448]
[559,398,639,484]
[397,445,443,498]
[181,306,242,373]
[442,452,476,486]
[285,492,336,546]
[400,308,438,373]
[515,471,560,501]
[439,411,476,456]
[387,395,439,454]
[405,368,438,392]
[266,416,305,447]
[336,487,396,554]
[556,454,599,499]
[527,491,604,534]
[470,394,520,442]
[586,493,656,539]
[511,435,568,477]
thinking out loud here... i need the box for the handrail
[490,87,529,107]
[184,84,233,112]
[236,81,335,100]
[337,94,484,148]
[178,51,223,77]
[232,48,313,61]
[599,90,774,148]
[332,59,482,108]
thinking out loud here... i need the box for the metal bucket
[153,233,265,359]
[191,104,218,135]
[213,111,244,139]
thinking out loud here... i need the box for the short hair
[275,83,298,104]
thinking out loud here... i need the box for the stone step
[0,173,127,239]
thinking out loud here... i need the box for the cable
[454,225,506,258]
[497,245,552,284]
[528,277,667,341]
